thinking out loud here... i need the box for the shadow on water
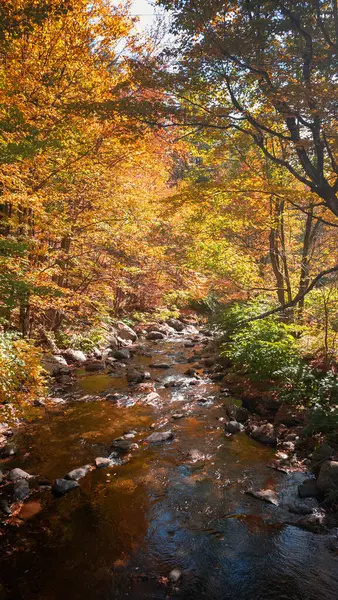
[1,336,338,600]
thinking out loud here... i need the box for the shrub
[220,302,301,379]
[0,333,46,407]
[278,363,338,407]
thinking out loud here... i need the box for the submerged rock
[251,423,277,446]
[66,465,92,481]
[52,478,80,496]
[13,479,30,501]
[224,421,244,434]
[150,362,171,369]
[246,488,279,506]
[111,439,139,453]
[8,468,33,482]
[145,431,174,443]
[298,479,320,499]
[84,360,105,372]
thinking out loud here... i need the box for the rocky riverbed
[1,318,338,600]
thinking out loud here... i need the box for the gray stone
[298,479,320,498]
[111,439,139,453]
[251,423,277,446]
[116,322,137,342]
[169,569,182,583]
[84,360,105,371]
[95,457,114,468]
[13,479,30,501]
[0,445,16,458]
[66,465,92,481]
[167,318,184,332]
[127,368,144,384]
[114,348,130,360]
[52,478,80,496]
[172,413,184,419]
[41,354,69,375]
[246,488,279,506]
[225,404,249,423]
[145,431,174,443]
[186,449,205,462]
[147,331,165,341]
[317,460,338,494]
[224,421,244,434]
[8,468,33,482]
[63,349,87,364]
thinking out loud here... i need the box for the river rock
[8,468,33,482]
[184,368,197,376]
[147,331,165,341]
[41,354,69,375]
[294,509,327,533]
[246,488,279,506]
[95,457,114,468]
[0,499,11,515]
[225,404,249,423]
[13,479,30,501]
[224,421,244,434]
[251,423,277,446]
[169,569,182,583]
[111,439,139,453]
[0,445,16,458]
[145,431,174,443]
[116,322,137,342]
[311,442,333,475]
[151,362,171,369]
[63,349,87,364]
[298,479,320,498]
[164,380,185,388]
[114,348,131,360]
[172,413,184,419]
[84,359,105,371]
[317,460,338,495]
[127,368,145,384]
[52,478,80,496]
[203,357,215,368]
[166,318,184,332]
[66,465,92,481]
[186,449,205,462]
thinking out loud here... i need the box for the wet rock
[52,478,80,496]
[169,569,182,583]
[164,379,185,388]
[203,357,215,368]
[41,354,69,375]
[166,318,184,332]
[281,441,296,452]
[317,460,338,495]
[311,442,333,475]
[66,465,92,481]
[84,359,105,371]
[294,509,327,533]
[224,421,244,434]
[147,331,165,341]
[127,368,144,384]
[62,349,87,364]
[172,413,184,419]
[150,362,171,369]
[95,457,114,468]
[298,479,320,498]
[246,488,279,506]
[144,371,152,380]
[0,499,11,515]
[251,423,277,447]
[114,348,130,360]
[116,322,137,342]
[0,445,16,459]
[8,468,33,482]
[145,431,174,443]
[186,449,205,462]
[184,342,195,348]
[111,439,139,453]
[225,404,249,423]
[13,479,30,501]
[184,368,197,376]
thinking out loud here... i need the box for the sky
[130,0,156,32]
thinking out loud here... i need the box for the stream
[1,328,338,599]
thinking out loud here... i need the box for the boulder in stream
[13,479,30,501]
[246,488,279,506]
[316,460,338,495]
[147,331,165,341]
[66,465,92,481]
[166,318,184,332]
[111,439,139,453]
[9,468,33,482]
[145,431,174,444]
[251,423,277,447]
[41,354,69,375]
[52,478,80,496]
[62,349,87,364]
[224,421,244,434]
[186,449,205,462]
[114,348,131,360]
[225,404,249,423]
[95,457,114,468]
[116,322,137,342]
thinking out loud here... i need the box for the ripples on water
[1,338,338,600]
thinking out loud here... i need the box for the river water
[1,332,338,599]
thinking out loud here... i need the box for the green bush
[220,302,301,380]
[278,363,338,407]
